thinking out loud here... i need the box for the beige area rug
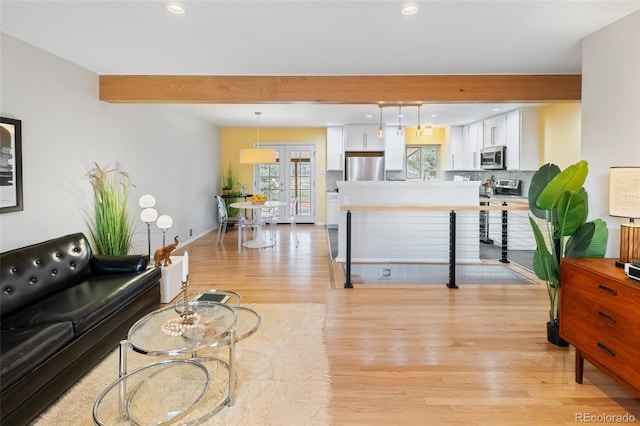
[32,303,332,426]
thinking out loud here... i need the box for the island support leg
[447,210,458,289]
[344,210,353,289]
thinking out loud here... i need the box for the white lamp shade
[610,167,640,219]
[138,194,156,208]
[156,214,173,230]
[140,207,158,223]
[239,148,277,164]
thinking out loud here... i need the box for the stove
[494,179,522,196]
[479,179,521,244]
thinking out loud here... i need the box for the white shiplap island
[336,181,481,263]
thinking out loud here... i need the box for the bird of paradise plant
[528,160,608,344]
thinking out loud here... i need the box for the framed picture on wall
[0,117,23,213]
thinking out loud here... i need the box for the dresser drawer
[561,284,640,344]
[561,310,640,386]
[561,262,640,322]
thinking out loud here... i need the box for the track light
[397,106,403,136]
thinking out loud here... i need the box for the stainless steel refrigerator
[344,152,385,181]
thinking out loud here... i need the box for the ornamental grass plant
[87,163,135,255]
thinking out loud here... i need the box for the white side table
[159,255,184,303]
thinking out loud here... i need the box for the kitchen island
[336,181,481,264]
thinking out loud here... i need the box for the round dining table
[229,200,286,248]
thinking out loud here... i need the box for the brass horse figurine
[154,236,179,267]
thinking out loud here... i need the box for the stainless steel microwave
[480,145,506,170]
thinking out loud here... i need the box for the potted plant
[87,163,135,255]
[528,160,608,346]
[221,163,239,196]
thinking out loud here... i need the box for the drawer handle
[597,342,616,357]
[598,284,617,296]
[597,311,617,324]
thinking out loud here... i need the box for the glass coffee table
[93,359,210,426]
[94,298,261,425]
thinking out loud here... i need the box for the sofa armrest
[91,255,149,274]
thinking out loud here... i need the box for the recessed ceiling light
[431,114,438,118]
[366,114,373,119]
[401,3,419,16]
[492,108,501,112]
[167,3,185,15]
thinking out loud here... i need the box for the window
[406,146,439,180]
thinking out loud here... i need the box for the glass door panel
[253,144,315,223]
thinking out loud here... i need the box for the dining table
[229,200,286,248]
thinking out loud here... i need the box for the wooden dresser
[560,258,640,397]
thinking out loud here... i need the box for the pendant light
[378,105,385,138]
[397,106,403,136]
[416,105,423,137]
[239,112,277,164]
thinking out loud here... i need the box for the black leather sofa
[0,233,162,425]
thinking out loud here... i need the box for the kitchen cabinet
[326,126,344,170]
[384,126,405,171]
[483,114,506,147]
[326,192,339,227]
[467,121,482,169]
[343,125,385,151]
[505,108,539,170]
[447,124,481,170]
[447,126,465,170]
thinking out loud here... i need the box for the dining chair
[237,210,261,253]
[214,195,228,245]
[268,198,299,247]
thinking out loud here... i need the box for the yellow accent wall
[405,127,446,146]
[221,127,327,222]
[538,103,581,168]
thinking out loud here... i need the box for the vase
[547,321,569,347]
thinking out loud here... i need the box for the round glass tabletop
[93,359,209,426]
[180,289,242,308]
[128,301,237,356]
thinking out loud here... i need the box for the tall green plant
[528,161,608,325]
[87,163,135,255]
[221,163,237,191]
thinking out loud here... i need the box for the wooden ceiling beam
[99,74,581,104]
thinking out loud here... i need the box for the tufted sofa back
[0,233,94,319]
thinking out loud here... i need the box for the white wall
[0,34,221,254]
[581,11,640,258]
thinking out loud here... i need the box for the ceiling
[2,0,639,127]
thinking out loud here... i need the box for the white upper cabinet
[343,125,385,151]
[483,114,507,147]
[447,126,465,170]
[447,124,481,170]
[384,126,405,170]
[505,108,539,170]
[467,121,482,169]
[326,126,344,171]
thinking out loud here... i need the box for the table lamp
[156,214,174,246]
[609,167,640,267]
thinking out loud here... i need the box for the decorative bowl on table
[250,195,267,205]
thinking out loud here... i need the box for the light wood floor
[181,225,639,425]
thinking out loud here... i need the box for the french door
[252,144,315,224]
